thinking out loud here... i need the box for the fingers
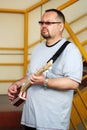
[30,74,39,84]
[29,74,45,85]
[8,83,19,101]
[8,92,15,101]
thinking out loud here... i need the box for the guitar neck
[21,69,44,92]
[21,60,53,92]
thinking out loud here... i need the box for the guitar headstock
[36,60,53,75]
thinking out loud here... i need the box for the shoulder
[33,41,46,51]
[65,41,81,56]
[61,41,82,65]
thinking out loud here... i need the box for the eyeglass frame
[38,21,62,26]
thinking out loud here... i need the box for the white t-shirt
[21,38,83,130]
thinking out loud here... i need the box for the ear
[59,23,64,32]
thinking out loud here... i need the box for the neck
[46,37,62,46]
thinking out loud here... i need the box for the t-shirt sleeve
[63,44,83,83]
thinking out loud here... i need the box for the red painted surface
[0,111,22,129]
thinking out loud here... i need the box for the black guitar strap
[47,40,70,63]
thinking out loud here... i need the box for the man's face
[40,11,63,40]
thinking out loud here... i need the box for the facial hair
[41,28,51,39]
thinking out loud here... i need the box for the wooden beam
[25,0,49,12]
[58,0,78,10]
[65,21,87,61]
[0,8,25,14]
[23,13,28,76]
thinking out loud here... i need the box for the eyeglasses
[38,21,62,26]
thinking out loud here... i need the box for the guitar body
[12,91,26,106]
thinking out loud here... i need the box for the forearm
[47,77,79,90]
[29,74,79,90]
[14,75,28,87]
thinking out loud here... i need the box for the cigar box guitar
[12,60,53,107]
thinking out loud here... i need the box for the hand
[8,83,21,101]
[29,74,45,85]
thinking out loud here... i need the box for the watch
[44,78,48,87]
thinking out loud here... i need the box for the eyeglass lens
[38,21,61,25]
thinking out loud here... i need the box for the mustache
[41,27,48,31]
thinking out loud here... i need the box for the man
[8,9,83,130]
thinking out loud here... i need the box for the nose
[41,23,47,27]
